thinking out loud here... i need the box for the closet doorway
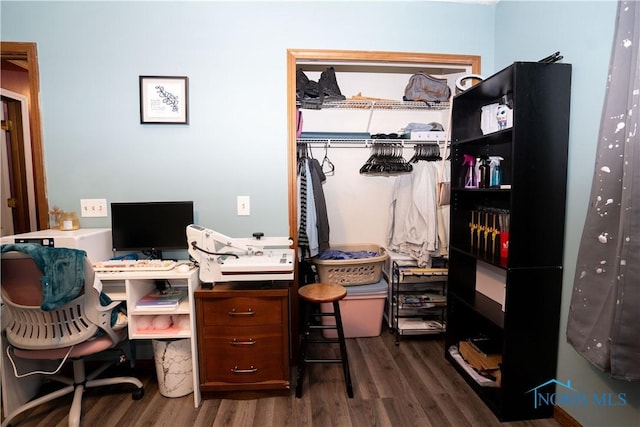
[287,49,481,343]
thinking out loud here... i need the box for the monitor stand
[144,249,163,260]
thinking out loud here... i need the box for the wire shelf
[297,99,450,111]
[297,138,448,147]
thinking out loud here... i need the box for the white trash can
[152,338,193,398]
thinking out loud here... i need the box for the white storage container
[320,278,388,338]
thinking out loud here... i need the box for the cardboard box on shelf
[459,339,502,372]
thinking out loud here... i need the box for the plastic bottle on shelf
[463,155,477,188]
[478,155,491,188]
[489,156,503,187]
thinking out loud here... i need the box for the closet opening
[287,49,481,346]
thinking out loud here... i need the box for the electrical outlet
[237,196,250,216]
[80,198,108,217]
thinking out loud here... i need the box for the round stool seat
[299,283,347,303]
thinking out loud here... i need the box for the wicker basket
[312,244,388,286]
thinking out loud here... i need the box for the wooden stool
[295,283,353,398]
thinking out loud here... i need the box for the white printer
[1,228,112,262]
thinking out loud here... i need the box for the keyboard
[93,259,178,272]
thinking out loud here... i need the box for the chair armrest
[93,300,125,344]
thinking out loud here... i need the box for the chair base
[295,297,353,399]
[1,357,144,427]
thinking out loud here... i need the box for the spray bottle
[489,156,504,187]
[478,155,491,188]
[463,154,477,188]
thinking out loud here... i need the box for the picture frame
[139,76,189,124]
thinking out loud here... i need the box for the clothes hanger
[360,142,412,175]
[297,142,312,174]
[321,142,335,176]
[409,143,441,163]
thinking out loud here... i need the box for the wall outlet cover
[80,199,108,217]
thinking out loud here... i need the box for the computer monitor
[110,201,194,259]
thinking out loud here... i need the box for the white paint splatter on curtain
[567,0,640,381]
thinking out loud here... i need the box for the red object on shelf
[500,231,509,259]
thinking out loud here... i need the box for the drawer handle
[231,366,258,374]
[230,338,256,346]
[228,308,255,316]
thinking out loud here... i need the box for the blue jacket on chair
[1,243,87,311]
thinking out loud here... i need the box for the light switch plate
[80,199,108,217]
[237,196,250,216]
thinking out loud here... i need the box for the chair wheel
[132,387,145,400]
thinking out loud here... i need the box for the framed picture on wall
[139,76,189,124]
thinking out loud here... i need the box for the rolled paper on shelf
[151,315,173,330]
[470,211,476,248]
[176,315,191,330]
[137,316,152,330]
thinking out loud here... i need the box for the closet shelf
[297,99,450,111]
[297,138,447,146]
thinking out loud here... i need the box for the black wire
[190,242,239,259]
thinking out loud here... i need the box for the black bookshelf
[445,62,571,421]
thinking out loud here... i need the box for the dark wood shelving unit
[444,62,572,421]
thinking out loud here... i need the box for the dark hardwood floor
[5,326,561,427]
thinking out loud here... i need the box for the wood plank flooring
[4,326,562,427]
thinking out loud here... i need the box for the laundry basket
[312,244,388,286]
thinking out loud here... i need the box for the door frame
[1,41,48,230]
[286,49,481,356]
[1,89,37,234]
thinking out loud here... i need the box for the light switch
[237,196,250,216]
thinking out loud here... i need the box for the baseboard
[554,406,582,427]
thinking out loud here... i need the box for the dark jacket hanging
[308,158,330,253]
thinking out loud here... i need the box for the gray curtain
[567,0,640,381]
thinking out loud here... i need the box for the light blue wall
[495,1,639,426]
[2,1,638,426]
[1,0,494,238]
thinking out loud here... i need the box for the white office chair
[1,248,144,427]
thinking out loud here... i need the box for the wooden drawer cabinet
[195,282,290,392]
